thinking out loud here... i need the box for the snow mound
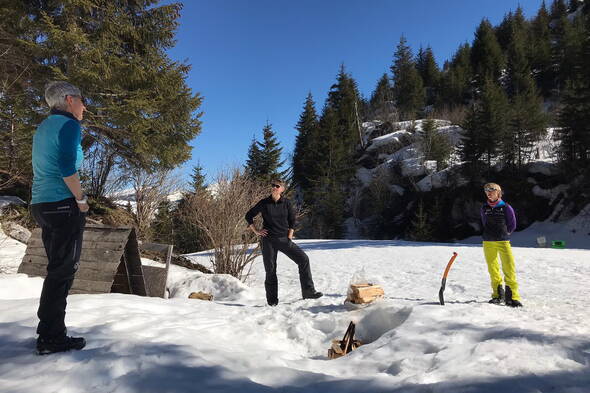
[167,269,255,302]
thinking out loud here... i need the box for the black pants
[261,236,315,304]
[31,198,86,339]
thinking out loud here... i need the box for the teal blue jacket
[31,110,83,204]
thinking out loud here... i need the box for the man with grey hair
[31,81,88,355]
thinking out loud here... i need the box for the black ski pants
[261,236,315,304]
[31,198,86,339]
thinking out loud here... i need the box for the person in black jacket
[245,178,322,306]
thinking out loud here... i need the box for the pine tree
[407,200,434,241]
[506,85,548,168]
[471,19,505,87]
[557,8,590,164]
[151,200,174,245]
[506,21,534,97]
[245,135,264,180]
[478,79,510,168]
[18,1,203,177]
[459,104,484,175]
[530,2,553,96]
[391,36,425,120]
[259,123,287,182]
[438,43,472,107]
[369,73,394,120]
[292,93,319,191]
[189,163,207,192]
[420,119,452,170]
[416,46,441,106]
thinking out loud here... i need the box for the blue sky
[164,0,545,182]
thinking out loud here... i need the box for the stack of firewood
[328,321,362,359]
[346,283,384,304]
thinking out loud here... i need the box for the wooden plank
[19,254,121,272]
[18,262,117,282]
[26,237,125,251]
[71,279,112,293]
[82,229,131,242]
[24,246,124,262]
[143,265,167,298]
[140,242,170,253]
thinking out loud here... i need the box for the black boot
[489,284,505,304]
[302,291,323,300]
[505,286,523,308]
[37,335,86,355]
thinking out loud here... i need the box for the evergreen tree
[459,104,484,174]
[307,106,347,238]
[416,46,441,106]
[530,2,553,96]
[246,124,287,183]
[369,73,394,120]
[557,9,590,164]
[506,21,534,97]
[292,93,319,191]
[471,19,505,87]
[189,163,207,192]
[391,36,425,120]
[245,135,264,180]
[407,200,434,241]
[18,1,203,177]
[438,43,472,107]
[420,119,452,170]
[478,79,510,168]
[506,85,548,168]
[259,123,287,182]
[151,200,174,245]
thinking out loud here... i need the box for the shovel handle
[441,252,458,280]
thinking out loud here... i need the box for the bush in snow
[182,168,268,280]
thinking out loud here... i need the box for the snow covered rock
[1,221,31,244]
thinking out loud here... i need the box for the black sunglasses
[271,184,281,188]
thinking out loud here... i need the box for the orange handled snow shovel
[438,252,458,305]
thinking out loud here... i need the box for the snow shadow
[355,306,413,344]
[0,321,276,393]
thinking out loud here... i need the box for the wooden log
[188,291,213,301]
[348,283,384,304]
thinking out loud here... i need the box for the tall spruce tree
[471,19,505,87]
[391,36,425,120]
[189,163,207,192]
[420,119,452,170]
[245,135,264,180]
[292,93,319,191]
[438,43,472,108]
[246,123,287,184]
[557,8,590,164]
[478,79,510,168]
[530,1,553,96]
[17,1,203,179]
[369,73,394,120]
[416,46,441,106]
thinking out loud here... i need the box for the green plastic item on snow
[551,240,566,249]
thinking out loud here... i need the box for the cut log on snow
[347,283,384,304]
[328,321,362,359]
[188,291,213,301]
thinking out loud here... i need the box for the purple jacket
[480,200,516,241]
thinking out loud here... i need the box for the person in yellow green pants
[481,183,523,307]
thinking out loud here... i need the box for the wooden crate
[347,283,384,304]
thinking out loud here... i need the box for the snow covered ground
[1,228,589,392]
